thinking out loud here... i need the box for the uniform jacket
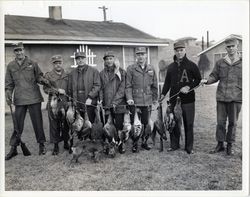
[100,66,126,113]
[162,55,201,105]
[43,69,68,108]
[5,56,44,105]
[67,64,101,105]
[207,54,242,102]
[126,63,158,106]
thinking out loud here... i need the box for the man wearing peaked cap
[126,46,158,153]
[201,37,242,156]
[67,50,101,124]
[173,41,186,50]
[5,42,49,160]
[43,54,69,155]
[135,46,147,54]
[103,51,115,59]
[160,39,201,155]
[75,51,86,59]
[13,42,24,51]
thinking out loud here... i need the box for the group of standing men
[5,37,242,161]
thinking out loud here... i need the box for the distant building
[197,34,242,77]
[5,6,169,109]
[176,36,197,47]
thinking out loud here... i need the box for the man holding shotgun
[5,42,49,160]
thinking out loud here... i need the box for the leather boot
[5,146,18,160]
[132,142,139,153]
[63,141,69,150]
[39,143,46,155]
[52,143,59,155]
[210,141,225,154]
[226,143,234,156]
[141,143,151,150]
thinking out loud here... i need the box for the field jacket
[67,64,101,105]
[207,54,242,102]
[126,63,158,106]
[100,66,127,113]
[5,56,44,105]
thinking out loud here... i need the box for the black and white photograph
[0,0,249,197]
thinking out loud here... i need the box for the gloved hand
[85,98,92,105]
[127,99,134,105]
[6,91,12,105]
[57,88,66,95]
[180,86,190,94]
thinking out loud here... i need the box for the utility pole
[98,6,108,21]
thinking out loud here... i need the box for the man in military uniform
[5,42,48,160]
[126,47,158,152]
[43,55,69,155]
[201,37,242,155]
[67,52,101,123]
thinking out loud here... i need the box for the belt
[78,90,85,93]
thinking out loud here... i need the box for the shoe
[141,143,151,150]
[63,141,69,150]
[186,150,194,154]
[52,143,59,155]
[209,142,225,154]
[5,146,18,160]
[226,143,234,156]
[118,144,126,154]
[132,143,139,153]
[39,143,46,155]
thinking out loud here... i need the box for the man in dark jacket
[67,52,101,123]
[201,37,242,155]
[5,42,48,160]
[43,55,69,155]
[99,51,127,153]
[160,41,201,154]
[126,47,158,152]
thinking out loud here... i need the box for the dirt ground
[4,86,242,191]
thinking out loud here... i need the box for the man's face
[14,48,25,60]
[104,56,115,67]
[174,48,186,59]
[226,44,238,56]
[136,53,147,64]
[76,57,86,66]
[53,61,63,72]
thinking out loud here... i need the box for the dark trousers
[48,108,69,144]
[170,102,195,152]
[78,105,96,124]
[216,101,242,143]
[10,103,46,146]
[129,106,150,125]
[105,110,124,130]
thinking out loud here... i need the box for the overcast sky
[2,0,249,42]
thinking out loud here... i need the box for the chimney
[49,6,62,20]
[207,31,209,48]
[202,36,204,51]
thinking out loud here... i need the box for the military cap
[135,47,147,54]
[103,51,115,60]
[174,41,185,50]
[224,37,238,46]
[51,55,63,63]
[13,42,24,51]
[75,52,86,59]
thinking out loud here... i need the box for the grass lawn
[4,86,242,191]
